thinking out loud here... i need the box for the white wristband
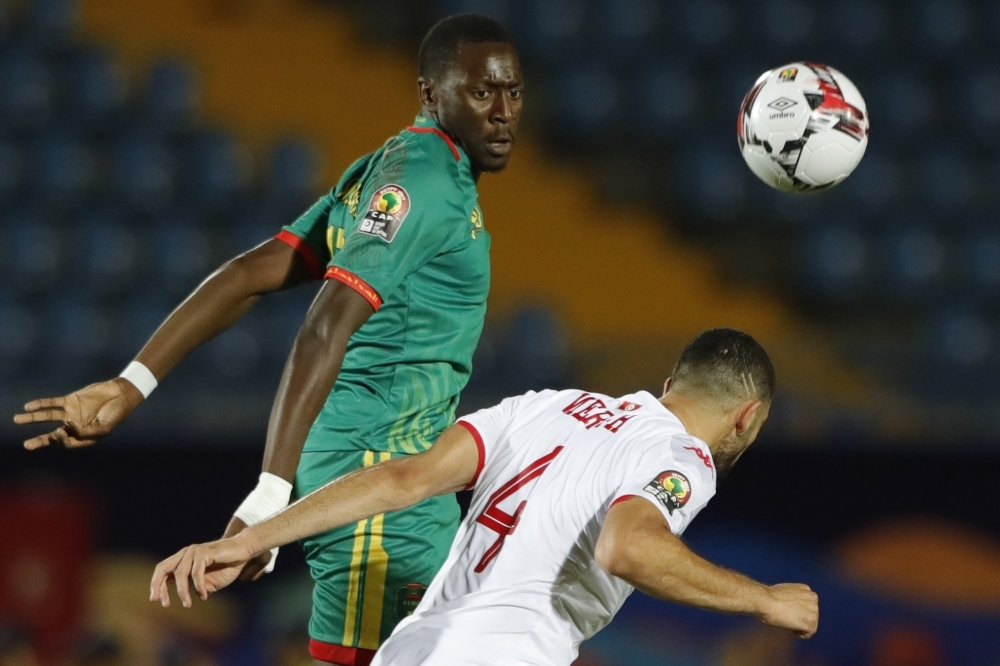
[234,472,294,574]
[119,361,158,399]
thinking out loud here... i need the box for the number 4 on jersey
[473,446,564,573]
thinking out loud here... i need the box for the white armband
[119,361,158,399]
[234,472,294,574]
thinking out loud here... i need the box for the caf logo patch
[359,184,410,242]
[643,471,691,514]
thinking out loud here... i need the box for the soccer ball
[737,62,869,192]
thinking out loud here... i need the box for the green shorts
[295,449,460,650]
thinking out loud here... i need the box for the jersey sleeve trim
[325,266,383,311]
[274,230,324,281]
[406,126,461,162]
[456,420,486,491]
[610,494,636,508]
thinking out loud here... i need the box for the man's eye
[473,90,490,100]
[509,89,523,100]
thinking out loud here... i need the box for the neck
[659,393,728,453]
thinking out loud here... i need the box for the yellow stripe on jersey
[342,451,376,646]
[359,451,392,649]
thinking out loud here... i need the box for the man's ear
[662,377,674,396]
[418,78,437,110]
[734,400,762,435]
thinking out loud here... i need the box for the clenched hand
[758,583,820,638]
[13,378,144,450]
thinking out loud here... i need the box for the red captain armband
[274,230,324,281]
[456,420,486,490]
[325,266,383,311]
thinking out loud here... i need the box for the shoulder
[391,130,473,201]
[665,434,717,492]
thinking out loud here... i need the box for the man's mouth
[485,137,513,157]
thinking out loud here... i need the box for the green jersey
[277,115,489,455]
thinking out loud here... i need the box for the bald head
[669,328,775,411]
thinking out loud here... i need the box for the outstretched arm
[14,239,313,450]
[150,424,479,607]
[595,497,819,638]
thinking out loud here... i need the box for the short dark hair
[671,328,775,408]
[418,13,514,81]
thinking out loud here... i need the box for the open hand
[13,378,144,450]
[758,583,819,638]
[150,536,256,609]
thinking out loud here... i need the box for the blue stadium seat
[918,146,973,212]
[115,127,176,212]
[115,293,172,358]
[677,142,750,220]
[0,300,38,369]
[551,64,619,136]
[208,321,261,379]
[630,60,696,140]
[148,212,213,294]
[838,147,902,211]
[915,0,970,52]
[879,227,947,302]
[43,297,111,361]
[758,0,815,49]
[510,0,587,62]
[959,228,1000,296]
[923,309,996,393]
[869,69,932,138]
[0,139,25,202]
[0,49,54,130]
[268,138,322,207]
[146,59,200,131]
[257,290,316,364]
[185,130,251,211]
[27,0,80,47]
[30,129,95,205]
[826,0,888,51]
[75,207,139,295]
[226,206,284,258]
[1,209,61,292]
[678,0,735,50]
[61,48,127,129]
[499,306,570,391]
[592,0,660,60]
[798,223,869,301]
[963,67,1000,140]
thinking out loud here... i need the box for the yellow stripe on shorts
[341,451,376,645]
[359,452,391,649]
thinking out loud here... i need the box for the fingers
[13,408,66,426]
[150,550,185,608]
[173,547,196,609]
[22,431,59,451]
[192,548,211,601]
[22,396,67,412]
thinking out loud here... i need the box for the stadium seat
[0,300,38,370]
[870,70,932,138]
[1,210,61,293]
[915,0,970,52]
[918,146,974,212]
[75,208,140,296]
[551,64,619,136]
[147,213,213,295]
[629,60,696,141]
[498,306,570,392]
[592,0,660,60]
[114,127,176,213]
[510,0,586,62]
[30,128,95,206]
[677,141,750,220]
[225,206,285,258]
[26,0,80,48]
[268,138,322,209]
[758,0,815,49]
[145,59,200,132]
[880,227,947,303]
[799,223,869,301]
[184,130,251,211]
[678,0,735,50]
[436,0,511,25]
[825,0,887,51]
[0,139,26,202]
[959,228,1000,297]
[0,49,54,131]
[43,297,111,362]
[207,322,261,379]
[60,48,127,129]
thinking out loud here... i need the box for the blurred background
[2,0,1000,663]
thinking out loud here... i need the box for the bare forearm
[243,460,428,554]
[624,533,767,616]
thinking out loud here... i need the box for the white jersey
[372,389,717,666]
